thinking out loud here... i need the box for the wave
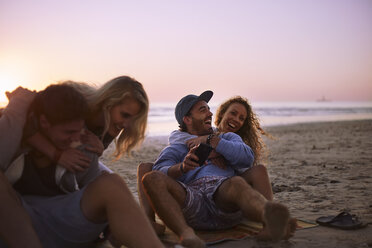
[147,101,372,136]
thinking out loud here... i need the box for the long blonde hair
[63,76,149,159]
[215,96,269,165]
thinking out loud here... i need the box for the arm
[214,132,255,170]
[23,106,98,171]
[27,132,58,163]
[74,148,108,187]
[152,145,200,180]
[0,87,36,171]
[58,147,108,192]
[26,132,91,172]
[168,130,197,145]
[81,129,104,156]
[185,136,208,149]
[168,129,209,148]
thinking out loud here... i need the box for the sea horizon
[147,100,372,136]
[2,100,372,137]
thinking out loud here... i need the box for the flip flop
[316,211,365,230]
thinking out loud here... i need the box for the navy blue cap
[175,90,213,125]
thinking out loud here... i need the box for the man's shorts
[179,176,243,230]
[21,187,108,248]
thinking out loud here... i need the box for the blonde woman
[27,76,149,173]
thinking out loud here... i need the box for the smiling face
[218,103,247,133]
[41,117,85,150]
[108,97,141,137]
[184,100,213,135]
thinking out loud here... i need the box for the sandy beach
[101,119,372,248]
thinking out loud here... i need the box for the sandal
[316,211,365,230]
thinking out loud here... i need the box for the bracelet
[180,163,185,174]
[53,149,63,164]
[206,134,214,145]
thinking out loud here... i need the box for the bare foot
[257,201,290,242]
[180,227,205,248]
[284,217,297,239]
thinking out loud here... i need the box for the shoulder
[168,130,196,145]
[154,143,188,166]
[77,145,99,163]
[161,143,187,155]
[220,132,242,141]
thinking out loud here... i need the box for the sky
[0,0,371,104]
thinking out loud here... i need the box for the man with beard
[142,91,296,248]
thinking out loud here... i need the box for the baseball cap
[175,90,213,125]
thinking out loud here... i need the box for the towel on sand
[160,218,318,245]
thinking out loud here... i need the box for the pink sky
[0,0,371,103]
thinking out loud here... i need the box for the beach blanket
[160,218,318,246]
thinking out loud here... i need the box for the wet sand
[102,119,372,247]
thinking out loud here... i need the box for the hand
[58,148,91,172]
[210,156,227,170]
[6,86,36,100]
[81,129,104,156]
[209,150,227,170]
[185,136,208,149]
[181,146,201,173]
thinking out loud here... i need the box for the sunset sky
[1,0,371,103]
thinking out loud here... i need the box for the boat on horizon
[317,96,331,102]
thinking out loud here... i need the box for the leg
[0,171,42,248]
[142,171,205,248]
[240,164,273,200]
[214,176,295,241]
[80,173,163,248]
[137,162,165,235]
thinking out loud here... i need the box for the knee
[137,162,153,178]
[91,173,127,192]
[253,164,269,177]
[142,171,166,193]
[219,176,252,201]
[226,176,250,192]
[241,164,269,181]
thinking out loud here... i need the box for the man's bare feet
[285,217,297,239]
[257,201,291,242]
[180,227,205,248]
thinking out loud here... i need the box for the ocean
[147,101,372,136]
[2,101,372,137]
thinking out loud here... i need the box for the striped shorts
[179,176,242,230]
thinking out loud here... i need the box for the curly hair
[214,96,269,165]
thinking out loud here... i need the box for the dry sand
[102,119,372,248]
